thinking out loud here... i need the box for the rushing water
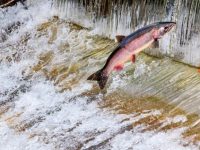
[0,0,200,149]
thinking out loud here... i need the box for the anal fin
[131,55,136,63]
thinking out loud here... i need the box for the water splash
[0,0,200,149]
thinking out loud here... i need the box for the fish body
[88,22,176,89]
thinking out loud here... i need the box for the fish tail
[87,69,108,89]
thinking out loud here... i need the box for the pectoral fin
[150,40,159,48]
[114,64,124,71]
[116,35,126,43]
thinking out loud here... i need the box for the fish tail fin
[87,69,108,89]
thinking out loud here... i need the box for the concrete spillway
[0,0,199,149]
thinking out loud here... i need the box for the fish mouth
[164,22,176,33]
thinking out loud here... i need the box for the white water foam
[0,1,199,150]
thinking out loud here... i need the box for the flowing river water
[0,0,200,149]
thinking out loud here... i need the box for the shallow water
[0,0,200,149]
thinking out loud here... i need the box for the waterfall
[54,0,200,67]
[0,0,200,148]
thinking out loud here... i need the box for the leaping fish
[87,22,176,89]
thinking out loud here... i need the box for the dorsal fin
[115,35,126,43]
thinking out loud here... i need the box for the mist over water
[0,0,200,149]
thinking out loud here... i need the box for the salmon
[88,22,176,89]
